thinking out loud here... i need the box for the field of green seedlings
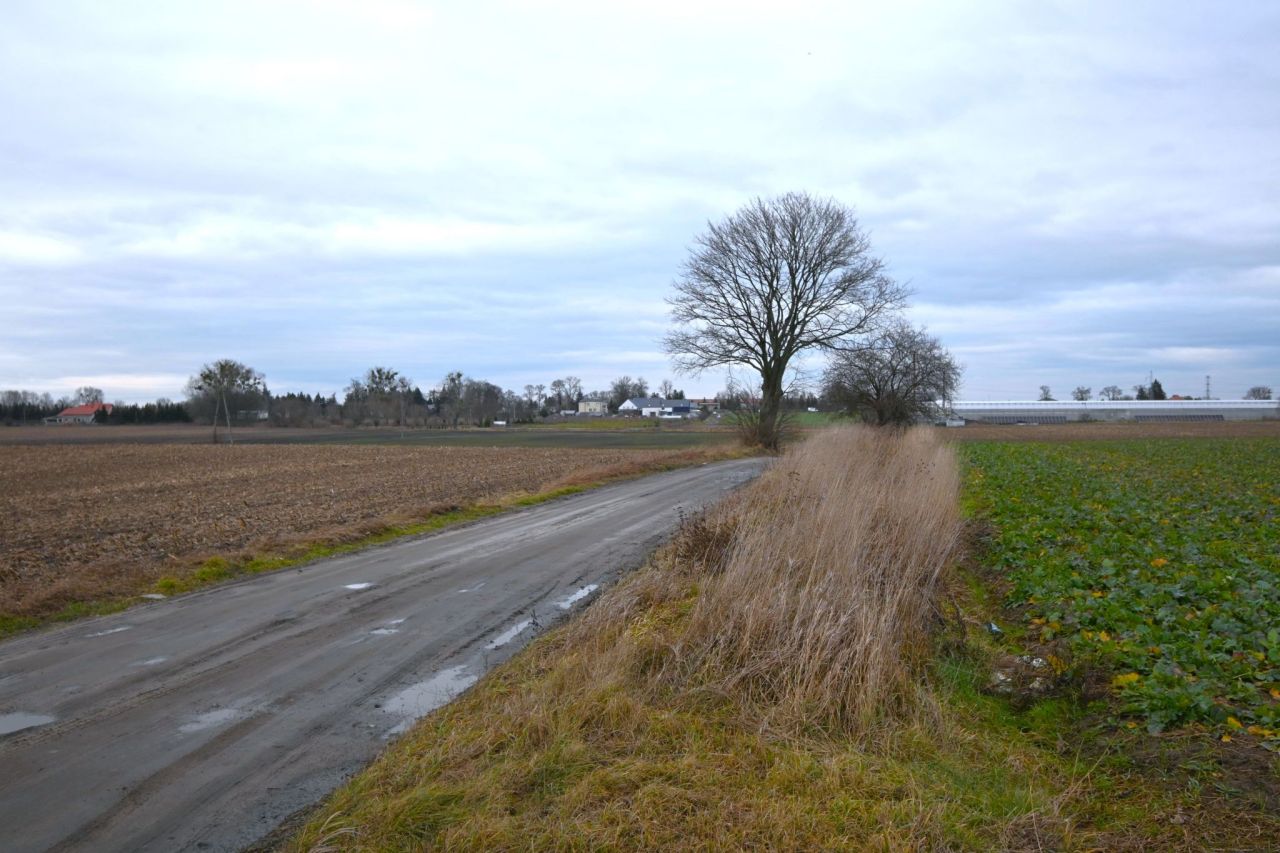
[964,439,1280,743]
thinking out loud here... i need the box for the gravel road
[0,457,765,852]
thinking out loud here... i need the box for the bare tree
[1099,385,1124,401]
[823,322,961,426]
[609,376,649,410]
[549,379,567,409]
[1071,386,1092,401]
[563,375,582,404]
[665,192,905,449]
[1038,385,1054,401]
[1244,385,1272,400]
[189,359,265,444]
[73,386,104,405]
[658,379,675,399]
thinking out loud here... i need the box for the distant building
[947,400,1279,424]
[44,402,114,425]
[619,397,695,418]
[578,400,607,416]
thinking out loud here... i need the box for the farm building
[43,402,114,424]
[618,397,695,418]
[577,400,607,416]
[948,399,1278,424]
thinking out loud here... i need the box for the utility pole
[1205,375,1211,400]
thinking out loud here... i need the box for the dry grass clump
[667,426,963,732]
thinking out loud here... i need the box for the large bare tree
[665,192,905,448]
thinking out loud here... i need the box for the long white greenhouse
[947,399,1279,424]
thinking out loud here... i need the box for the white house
[618,397,695,418]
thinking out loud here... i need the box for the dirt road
[0,458,765,852]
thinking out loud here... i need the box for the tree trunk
[222,391,234,445]
[757,372,784,450]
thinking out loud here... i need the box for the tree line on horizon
[0,365,822,430]
[1036,380,1273,402]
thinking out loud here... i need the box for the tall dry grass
[571,425,963,736]
[669,426,962,732]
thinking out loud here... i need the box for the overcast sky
[2,0,1277,403]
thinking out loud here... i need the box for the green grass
[963,438,1280,743]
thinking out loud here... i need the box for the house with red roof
[43,402,114,425]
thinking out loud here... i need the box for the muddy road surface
[0,458,765,852]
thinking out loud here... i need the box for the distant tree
[1071,386,1092,402]
[1149,378,1167,400]
[1099,385,1124,401]
[549,379,567,409]
[346,367,413,425]
[658,379,675,399]
[73,386,104,405]
[823,321,961,426]
[1244,385,1272,400]
[436,371,465,427]
[665,192,905,449]
[1038,385,1054,402]
[609,376,650,410]
[188,359,265,443]
[563,376,582,404]
[1134,384,1150,400]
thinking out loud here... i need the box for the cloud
[1,1,1277,401]
[0,231,82,265]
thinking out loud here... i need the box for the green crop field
[963,439,1280,744]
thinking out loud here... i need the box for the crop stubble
[0,443,703,621]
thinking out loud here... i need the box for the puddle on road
[0,712,56,736]
[383,666,477,735]
[344,583,375,591]
[456,581,486,594]
[370,628,399,636]
[556,584,600,610]
[85,626,131,638]
[179,707,244,734]
[484,619,532,650]
[131,657,168,667]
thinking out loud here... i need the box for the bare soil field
[934,420,1280,442]
[0,423,734,449]
[0,443,731,626]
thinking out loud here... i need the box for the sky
[1,0,1277,403]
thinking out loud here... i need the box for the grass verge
[0,446,750,639]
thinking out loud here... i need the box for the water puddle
[383,666,477,735]
[556,584,600,610]
[456,581,486,594]
[140,593,166,600]
[85,626,131,638]
[344,583,374,591]
[131,657,168,667]
[0,712,56,736]
[179,707,244,734]
[484,619,532,650]
[370,628,399,636]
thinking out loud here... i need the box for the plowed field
[1,444,721,625]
